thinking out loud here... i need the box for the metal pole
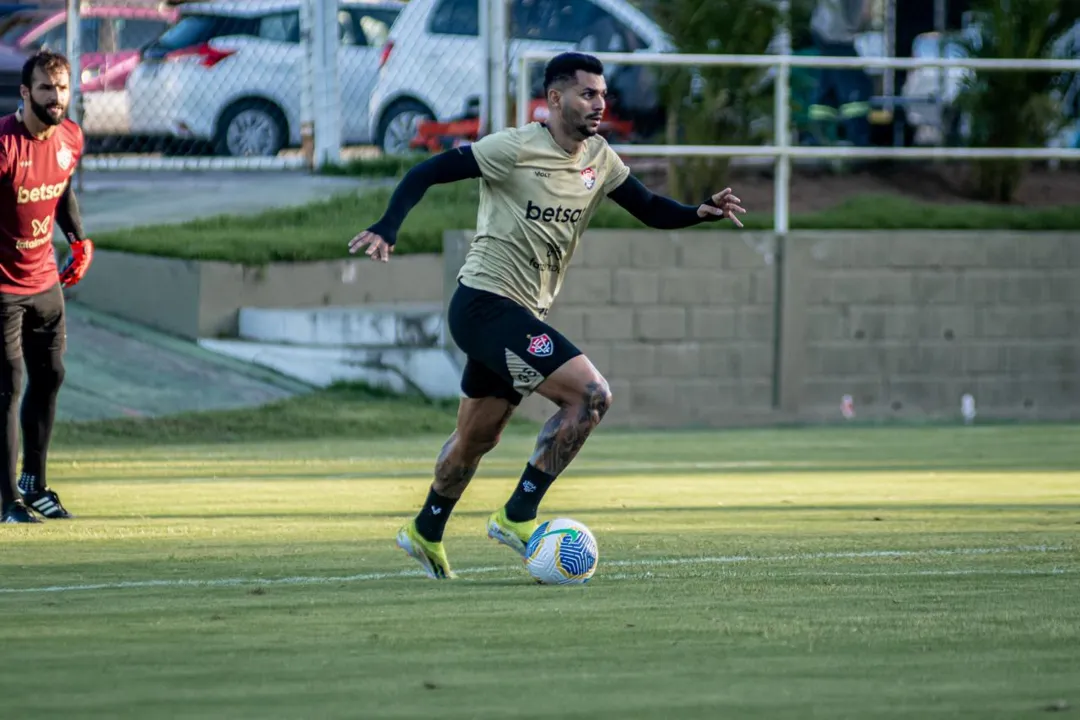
[479,0,490,136]
[65,0,81,191]
[312,0,340,169]
[300,0,314,168]
[65,0,81,126]
[885,0,898,145]
[516,54,530,128]
[606,144,1080,160]
[774,2,791,236]
[771,0,791,411]
[883,0,895,106]
[489,0,509,132]
[934,0,946,122]
[522,49,1080,72]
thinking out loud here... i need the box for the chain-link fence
[9,0,1069,169]
[1,0,679,168]
[373,0,670,155]
[2,0,409,167]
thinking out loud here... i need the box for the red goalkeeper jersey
[0,113,83,295]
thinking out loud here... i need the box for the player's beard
[29,96,66,127]
[566,106,601,139]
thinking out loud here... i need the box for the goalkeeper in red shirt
[0,51,94,523]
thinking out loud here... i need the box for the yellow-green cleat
[486,508,539,558]
[396,520,455,579]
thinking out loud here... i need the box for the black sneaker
[23,488,74,519]
[2,500,42,523]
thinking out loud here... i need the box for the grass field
[92,182,1080,264]
[2,422,1077,719]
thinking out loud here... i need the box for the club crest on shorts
[580,167,597,191]
[56,143,73,171]
[527,333,554,358]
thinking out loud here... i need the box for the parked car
[3,5,175,90]
[127,0,404,156]
[0,5,176,137]
[369,0,673,155]
[0,42,23,116]
[0,9,49,48]
[0,3,33,24]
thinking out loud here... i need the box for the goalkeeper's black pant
[0,284,65,511]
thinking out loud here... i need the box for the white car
[369,0,673,155]
[127,0,403,156]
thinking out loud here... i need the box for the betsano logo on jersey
[16,181,68,205]
[526,200,583,224]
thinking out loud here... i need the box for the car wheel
[377,100,434,156]
[215,100,287,157]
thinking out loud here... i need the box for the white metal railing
[517,50,1080,234]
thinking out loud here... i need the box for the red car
[0,5,176,92]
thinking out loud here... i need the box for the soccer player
[0,50,93,524]
[349,52,744,578]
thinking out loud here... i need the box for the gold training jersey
[459,122,630,318]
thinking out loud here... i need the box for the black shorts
[0,283,66,365]
[447,282,581,405]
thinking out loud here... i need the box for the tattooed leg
[432,430,480,498]
[530,379,612,476]
[503,365,613,523]
[415,397,516,542]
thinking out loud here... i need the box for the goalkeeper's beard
[30,96,66,127]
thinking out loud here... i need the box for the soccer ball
[524,518,598,585]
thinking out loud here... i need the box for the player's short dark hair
[543,52,604,93]
[21,50,71,89]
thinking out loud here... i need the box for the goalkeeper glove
[59,238,94,289]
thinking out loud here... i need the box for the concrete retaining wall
[71,251,444,339]
[447,230,1079,427]
[72,231,1080,427]
[779,231,1079,423]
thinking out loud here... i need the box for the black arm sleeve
[367,146,482,246]
[607,174,718,230]
[56,185,86,243]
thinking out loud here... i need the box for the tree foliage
[652,0,793,203]
[956,0,1080,201]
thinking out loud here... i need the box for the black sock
[413,487,459,542]
[504,464,557,522]
[17,472,39,496]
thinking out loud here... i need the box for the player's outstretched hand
[59,238,94,288]
[698,188,746,228]
[348,230,394,262]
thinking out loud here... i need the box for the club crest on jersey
[56,143,73,171]
[527,333,554,358]
[581,167,597,191]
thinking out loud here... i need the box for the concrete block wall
[72,251,444,339]
[74,231,1080,427]
[444,230,779,427]
[780,232,1080,422]
[445,230,1080,427]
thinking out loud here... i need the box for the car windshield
[0,14,39,44]
[149,13,258,51]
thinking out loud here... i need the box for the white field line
[607,568,1071,580]
[0,545,1068,596]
